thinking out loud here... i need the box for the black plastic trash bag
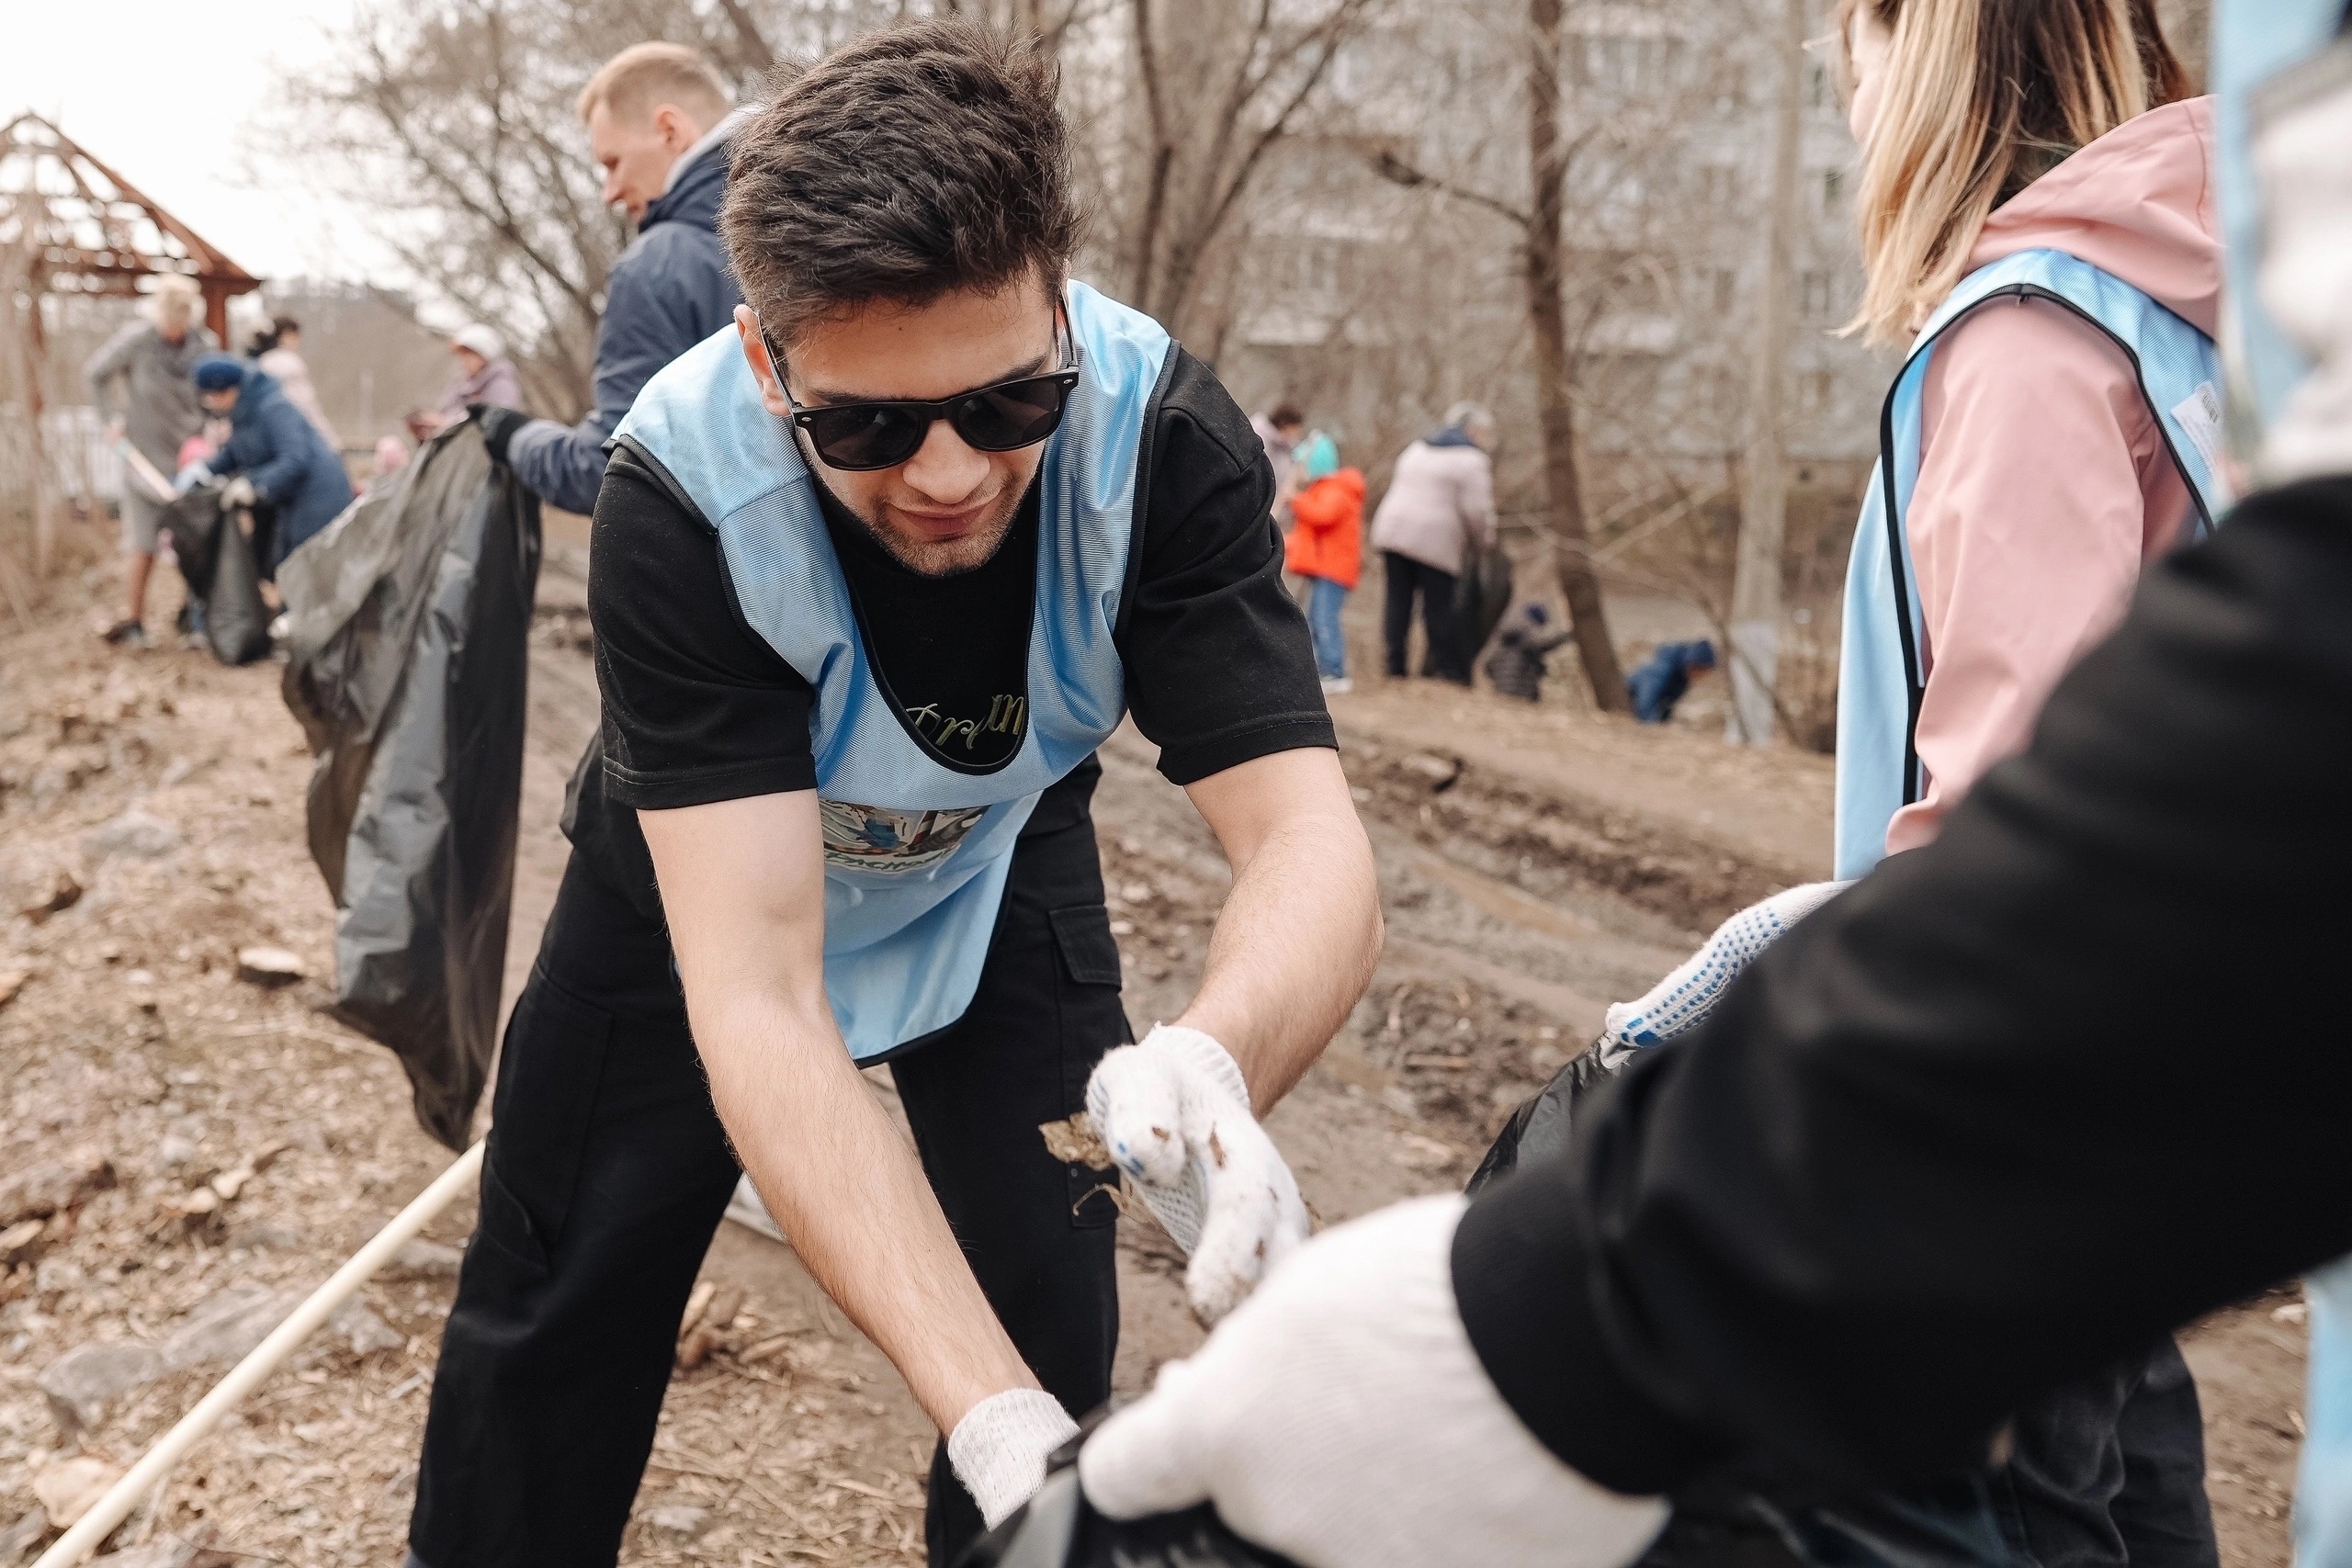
[157,481,271,666]
[1453,541,1515,663]
[159,483,222,593]
[279,423,542,1149]
[960,1461,1297,1568]
[1464,1036,1618,1195]
[208,502,274,666]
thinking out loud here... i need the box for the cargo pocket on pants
[476,971,615,1274]
[1047,903,1128,1228]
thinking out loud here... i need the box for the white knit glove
[220,475,258,509]
[948,1388,1081,1529]
[1080,1195,1668,1568]
[1600,881,1849,1061]
[1086,1024,1309,1323]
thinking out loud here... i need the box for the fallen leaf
[1038,1112,1114,1171]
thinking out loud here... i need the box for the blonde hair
[577,41,729,128]
[1839,0,2191,345]
[142,273,201,328]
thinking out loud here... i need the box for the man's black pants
[1381,548,1469,683]
[407,816,1128,1568]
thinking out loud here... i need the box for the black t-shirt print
[820,480,1037,773]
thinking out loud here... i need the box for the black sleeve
[1122,349,1335,785]
[1453,479,2352,1497]
[587,445,818,808]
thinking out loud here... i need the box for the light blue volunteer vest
[613,280,1173,1058]
[1833,249,2228,881]
[2220,11,2352,1563]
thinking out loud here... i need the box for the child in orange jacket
[1283,433,1365,693]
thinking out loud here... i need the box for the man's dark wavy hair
[723,20,1083,344]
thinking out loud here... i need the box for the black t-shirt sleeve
[1123,349,1335,785]
[588,446,818,808]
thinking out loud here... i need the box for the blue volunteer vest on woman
[613,281,1173,1057]
[1832,249,2229,880]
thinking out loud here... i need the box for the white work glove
[948,1387,1081,1529]
[220,475,258,509]
[1599,880,1849,1061]
[1080,1195,1668,1568]
[1086,1024,1309,1323]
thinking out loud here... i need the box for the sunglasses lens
[952,378,1072,452]
[802,405,927,470]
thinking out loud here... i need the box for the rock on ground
[31,1453,121,1529]
[40,1339,169,1438]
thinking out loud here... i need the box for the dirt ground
[0,535,2308,1568]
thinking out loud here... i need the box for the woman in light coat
[1367,401,1495,685]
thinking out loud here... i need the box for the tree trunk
[1724,0,1807,745]
[1524,0,1626,712]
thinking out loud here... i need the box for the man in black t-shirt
[404,23,1380,1568]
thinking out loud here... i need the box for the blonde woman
[1835,0,2220,880]
[1832,4,2223,1566]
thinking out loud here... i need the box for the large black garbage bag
[157,482,270,666]
[207,502,275,666]
[1453,541,1515,663]
[1464,1036,1618,1195]
[159,483,223,593]
[278,423,542,1149]
[960,1463,1297,1568]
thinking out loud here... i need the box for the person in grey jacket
[1368,401,1498,684]
[86,275,217,646]
[478,42,747,514]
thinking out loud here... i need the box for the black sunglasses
[761,316,1082,472]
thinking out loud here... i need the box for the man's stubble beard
[830,478,1025,579]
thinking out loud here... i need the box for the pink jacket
[1884,96,2218,858]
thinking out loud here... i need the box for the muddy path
[0,555,2305,1568]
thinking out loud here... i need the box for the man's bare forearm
[1178,750,1382,1110]
[693,988,1036,1432]
[640,794,1037,1437]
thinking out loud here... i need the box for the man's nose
[899,418,989,502]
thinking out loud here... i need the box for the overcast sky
[2,0,407,289]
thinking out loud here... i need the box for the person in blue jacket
[1625,637,1715,724]
[473,42,748,513]
[190,354,354,575]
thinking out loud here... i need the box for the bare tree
[1370,0,1658,712]
[1112,0,1383,342]
[1723,0,1808,744]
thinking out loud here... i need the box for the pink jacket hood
[1967,96,2220,335]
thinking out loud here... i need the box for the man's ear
[735,306,792,417]
[653,102,697,151]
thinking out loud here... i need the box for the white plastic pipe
[34,1142,484,1568]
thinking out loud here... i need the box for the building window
[1801,269,1837,320]
[1799,370,1835,412]
[1821,167,1844,211]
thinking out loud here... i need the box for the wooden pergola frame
[2,111,262,579]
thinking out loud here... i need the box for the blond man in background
[471,42,750,513]
[86,274,216,647]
